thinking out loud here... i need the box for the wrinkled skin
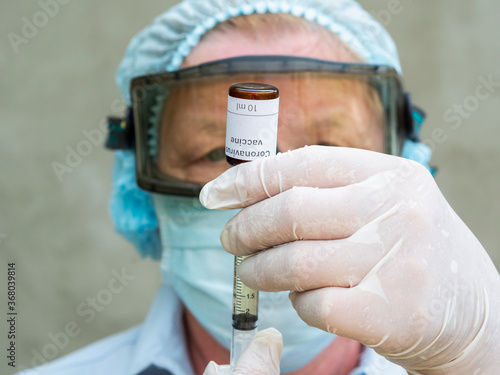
[200,146,500,374]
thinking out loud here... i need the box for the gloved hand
[203,328,282,375]
[200,146,500,374]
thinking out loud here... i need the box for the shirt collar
[129,284,195,375]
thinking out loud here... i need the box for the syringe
[230,255,259,369]
[224,82,279,371]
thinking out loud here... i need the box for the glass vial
[226,82,279,166]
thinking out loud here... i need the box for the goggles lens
[130,56,407,196]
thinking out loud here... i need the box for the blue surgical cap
[116,0,402,105]
[110,0,430,258]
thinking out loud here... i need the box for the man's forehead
[183,21,360,69]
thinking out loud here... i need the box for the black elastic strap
[105,107,135,150]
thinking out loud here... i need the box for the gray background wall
[0,1,499,373]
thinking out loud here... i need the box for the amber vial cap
[228,82,279,100]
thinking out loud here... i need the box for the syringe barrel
[232,255,259,329]
[230,255,259,368]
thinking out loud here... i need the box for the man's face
[157,28,385,184]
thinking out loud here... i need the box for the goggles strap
[411,104,426,140]
[105,107,135,150]
[403,93,426,142]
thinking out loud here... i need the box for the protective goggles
[106,55,417,196]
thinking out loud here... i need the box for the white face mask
[153,194,335,372]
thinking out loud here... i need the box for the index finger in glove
[200,146,408,210]
[219,177,395,255]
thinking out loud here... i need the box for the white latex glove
[203,328,282,375]
[200,146,500,375]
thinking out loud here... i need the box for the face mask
[152,194,335,372]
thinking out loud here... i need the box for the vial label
[226,96,279,162]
